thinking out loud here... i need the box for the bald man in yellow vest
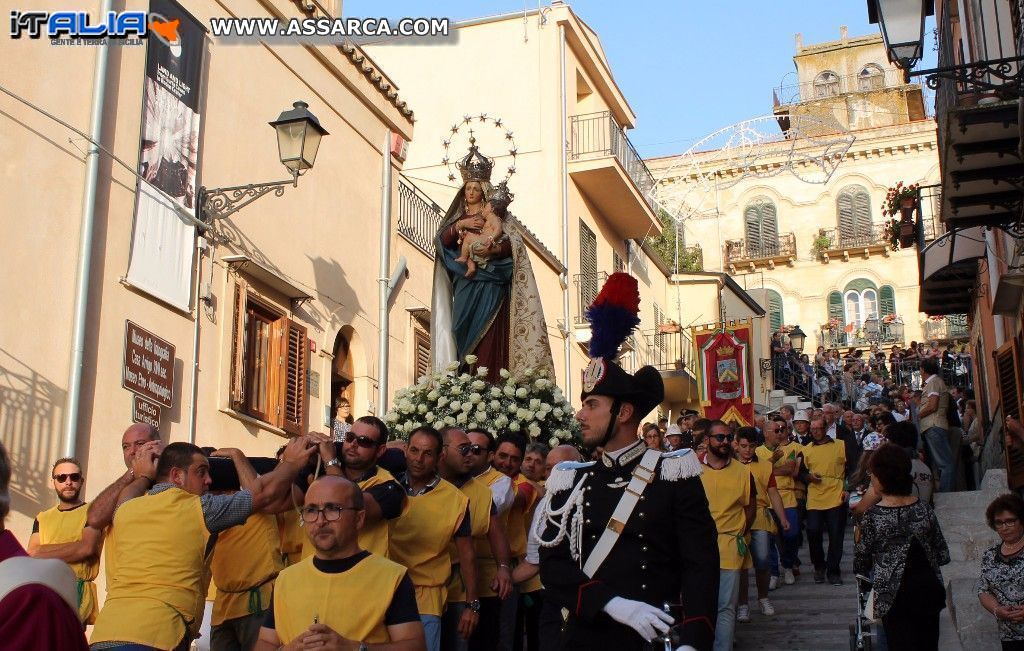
[256,476,425,650]
[89,437,317,651]
[28,457,100,624]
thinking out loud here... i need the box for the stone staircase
[767,388,812,415]
[933,469,1011,651]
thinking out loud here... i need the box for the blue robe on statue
[437,235,513,362]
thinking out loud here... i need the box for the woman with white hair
[0,441,88,648]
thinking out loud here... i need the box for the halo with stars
[441,113,518,185]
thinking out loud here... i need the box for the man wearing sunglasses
[699,421,756,651]
[256,476,425,651]
[28,457,99,624]
[798,417,848,586]
[320,416,406,559]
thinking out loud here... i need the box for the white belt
[582,448,661,578]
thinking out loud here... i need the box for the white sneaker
[736,604,751,623]
[759,598,776,617]
[784,569,795,585]
[768,575,779,591]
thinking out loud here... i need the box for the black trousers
[806,504,847,575]
[514,590,544,651]
[468,596,501,651]
[882,608,940,650]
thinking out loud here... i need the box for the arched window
[743,198,779,257]
[766,289,784,333]
[836,185,874,246]
[813,71,841,98]
[857,64,885,91]
[843,279,879,330]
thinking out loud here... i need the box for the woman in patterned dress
[978,493,1024,650]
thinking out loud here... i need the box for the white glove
[675,647,698,651]
[602,596,674,641]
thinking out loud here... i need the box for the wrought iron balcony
[924,314,970,341]
[819,316,907,349]
[774,68,909,106]
[397,177,443,259]
[642,325,696,376]
[573,272,607,324]
[568,111,658,214]
[724,233,797,266]
[817,224,889,252]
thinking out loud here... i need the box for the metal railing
[724,233,797,264]
[774,68,908,105]
[568,111,658,213]
[819,317,907,349]
[917,184,943,244]
[574,272,607,324]
[924,314,971,341]
[642,327,696,376]
[818,224,890,250]
[397,177,443,258]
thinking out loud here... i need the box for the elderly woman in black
[854,443,950,650]
[977,493,1024,650]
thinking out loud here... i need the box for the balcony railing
[819,316,907,349]
[568,111,657,213]
[574,272,607,324]
[917,184,943,244]
[397,177,443,258]
[774,68,909,106]
[924,314,970,341]
[818,224,890,251]
[725,233,797,264]
[642,326,696,376]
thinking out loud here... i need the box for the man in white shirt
[917,358,955,492]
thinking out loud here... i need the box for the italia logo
[9,10,181,46]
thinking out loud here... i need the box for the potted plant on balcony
[883,182,920,248]
[812,232,831,257]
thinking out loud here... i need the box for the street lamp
[788,325,807,352]
[867,0,934,72]
[198,101,329,223]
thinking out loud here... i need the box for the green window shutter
[744,204,762,249]
[828,291,844,327]
[767,290,784,332]
[844,278,878,294]
[837,191,855,241]
[879,285,896,316]
[852,189,872,238]
[745,199,779,254]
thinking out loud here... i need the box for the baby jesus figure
[454,193,505,276]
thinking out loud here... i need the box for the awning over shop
[919,226,987,315]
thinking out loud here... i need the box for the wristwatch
[468,599,481,613]
[325,458,341,468]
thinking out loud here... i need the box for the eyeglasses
[773,427,787,433]
[456,443,488,456]
[343,432,380,449]
[53,473,82,483]
[709,434,734,443]
[300,504,362,523]
[994,517,1020,529]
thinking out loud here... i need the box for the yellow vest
[277,511,305,567]
[742,459,777,534]
[473,468,510,598]
[801,440,846,510]
[300,467,399,560]
[36,503,99,623]
[273,554,406,645]
[699,460,752,571]
[755,443,799,509]
[389,479,468,616]
[90,488,211,649]
[210,511,282,625]
[447,477,492,604]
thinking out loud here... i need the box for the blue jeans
[422,614,443,651]
[714,569,741,651]
[749,530,773,572]
[923,426,955,492]
[806,504,847,575]
[780,506,801,569]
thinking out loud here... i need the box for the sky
[344,1,937,159]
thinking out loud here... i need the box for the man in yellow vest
[89,436,318,650]
[756,415,802,586]
[462,428,514,650]
[389,426,477,651]
[28,457,100,624]
[255,476,425,650]
[492,433,539,651]
[699,420,755,651]
[799,416,848,586]
[734,428,789,623]
[437,426,510,651]
[319,416,406,558]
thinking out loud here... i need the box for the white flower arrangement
[383,355,581,445]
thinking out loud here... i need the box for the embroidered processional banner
[692,320,754,426]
